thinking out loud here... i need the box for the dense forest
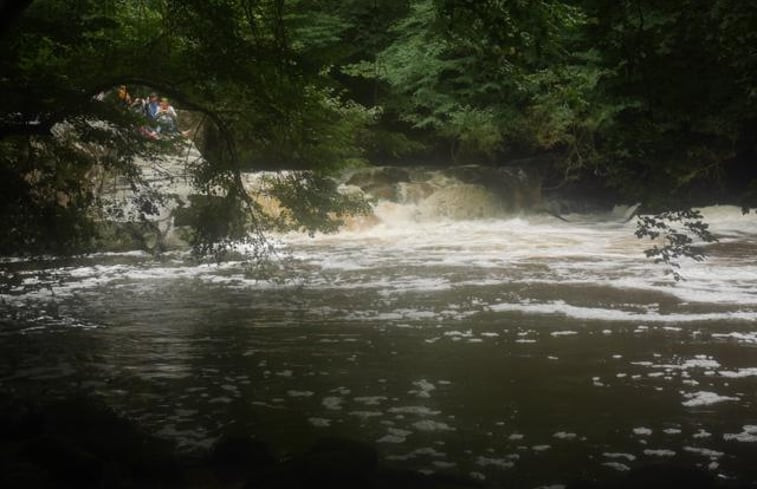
[1,0,755,255]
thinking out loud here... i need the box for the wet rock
[418,184,504,220]
[344,164,543,211]
[339,212,381,231]
[95,221,177,253]
[396,181,435,203]
[364,183,398,201]
[176,110,208,150]
[442,165,542,210]
[343,167,414,202]
[346,167,410,188]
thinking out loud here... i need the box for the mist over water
[2,199,757,486]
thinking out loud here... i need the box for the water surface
[2,205,757,487]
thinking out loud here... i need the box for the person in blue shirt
[146,93,160,120]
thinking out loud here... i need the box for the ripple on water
[681,391,740,407]
[412,420,455,432]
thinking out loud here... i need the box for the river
[1,200,756,487]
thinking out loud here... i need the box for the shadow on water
[0,395,754,489]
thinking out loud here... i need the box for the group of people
[116,85,185,139]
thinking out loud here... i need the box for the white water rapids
[283,203,757,319]
[1,198,757,486]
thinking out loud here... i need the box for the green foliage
[338,0,755,203]
[343,0,612,163]
[579,0,757,200]
[178,194,256,257]
[635,210,718,281]
[439,106,502,160]
[0,138,97,255]
[344,0,489,160]
[240,84,377,171]
[0,0,755,260]
[519,58,630,178]
[265,172,372,235]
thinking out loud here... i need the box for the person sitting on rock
[116,85,132,107]
[129,94,147,115]
[145,92,160,120]
[155,97,179,136]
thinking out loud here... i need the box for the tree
[341,0,621,167]
[1,0,754,261]
[0,0,372,256]
[569,0,757,206]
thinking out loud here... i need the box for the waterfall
[338,165,542,225]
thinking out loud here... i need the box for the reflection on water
[1,206,757,487]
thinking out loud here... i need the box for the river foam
[2,201,757,486]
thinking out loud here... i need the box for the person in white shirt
[155,97,179,135]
